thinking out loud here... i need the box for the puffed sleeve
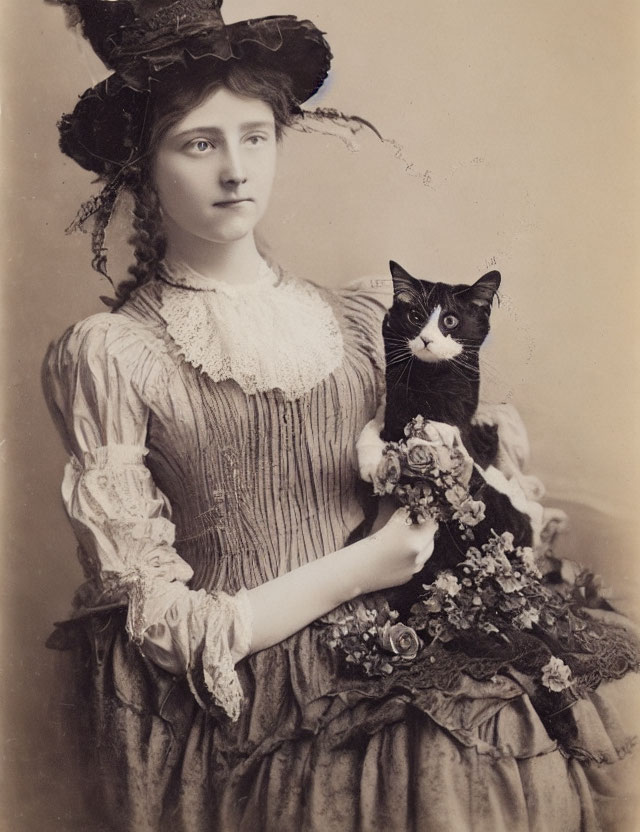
[340,274,394,320]
[337,274,394,409]
[43,313,252,721]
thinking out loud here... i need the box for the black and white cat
[381,260,501,465]
[357,261,533,611]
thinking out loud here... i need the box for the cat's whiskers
[416,295,433,317]
[386,355,414,369]
[449,362,481,382]
[384,343,413,367]
[384,337,412,350]
[454,357,503,388]
[450,353,480,370]
[454,349,501,375]
[387,353,416,396]
[384,333,412,347]
[444,360,476,383]
[386,356,412,365]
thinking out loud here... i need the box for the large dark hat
[49,0,332,178]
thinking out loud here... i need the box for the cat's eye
[442,314,459,329]
[407,308,422,325]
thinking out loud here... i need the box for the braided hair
[109,171,167,310]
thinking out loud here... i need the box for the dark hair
[102,60,297,309]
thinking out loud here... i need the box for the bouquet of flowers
[323,531,629,705]
[409,531,545,641]
[371,415,485,538]
[321,601,423,677]
[320,416,637,702]
[406,529,578,692]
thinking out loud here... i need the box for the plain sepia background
[1,0,639,829]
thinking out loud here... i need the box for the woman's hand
[247,507,437,653]
[356,508,437,595]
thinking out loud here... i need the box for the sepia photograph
[2,1,639,830]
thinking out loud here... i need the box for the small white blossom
[515,608,540,629]
[541,656,573,692]
[435,572,461,596]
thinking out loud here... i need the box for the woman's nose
[220,147,247,187]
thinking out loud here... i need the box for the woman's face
[153,87,278,248]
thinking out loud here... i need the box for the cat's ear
[389,261,424,304]
[465,270,501,309]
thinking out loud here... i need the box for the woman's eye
[189,139,213,153]
[442,314,459,329]
[245,134,267,146]
[407,308,422,325]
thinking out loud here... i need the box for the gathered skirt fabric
[55,609,640,832]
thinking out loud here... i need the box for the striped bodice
[123,280,388,593]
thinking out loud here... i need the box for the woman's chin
[192,223,259,246]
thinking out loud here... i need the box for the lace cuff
[141,585,253,721]
[199,589,252,719]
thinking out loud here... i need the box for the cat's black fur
[383,261,500,465]
[380,261,533,615]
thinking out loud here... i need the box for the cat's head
[385,261,501,364]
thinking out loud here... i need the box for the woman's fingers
[411,514,438,536]
[409,516,437,570]
[413,540,434,571]
[370,508,438,587]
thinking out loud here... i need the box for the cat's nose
[420,336,432,347]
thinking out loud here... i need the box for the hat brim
[59,15,331,177]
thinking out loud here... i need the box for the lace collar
[157,260,344,399]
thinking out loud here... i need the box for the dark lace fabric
[44,277,640,832]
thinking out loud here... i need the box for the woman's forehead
[167,87,275,136]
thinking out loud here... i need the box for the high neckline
[158,257,279,296]
[153,269,345,399]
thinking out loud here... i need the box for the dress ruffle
[64,609,640,832]
[158,261,344,399]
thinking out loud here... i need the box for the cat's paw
[356,418,386,483]
[471,403,499,427]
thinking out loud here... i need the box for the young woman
[43,2,639,830]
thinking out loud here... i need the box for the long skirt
[48,608,640,832]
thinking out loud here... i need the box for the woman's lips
[213,198,253,207]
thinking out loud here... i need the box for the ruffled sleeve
[336,274,393,404]
[43,313,252,720]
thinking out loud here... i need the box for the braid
[89,184,119,280]
[110,174,167,310]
